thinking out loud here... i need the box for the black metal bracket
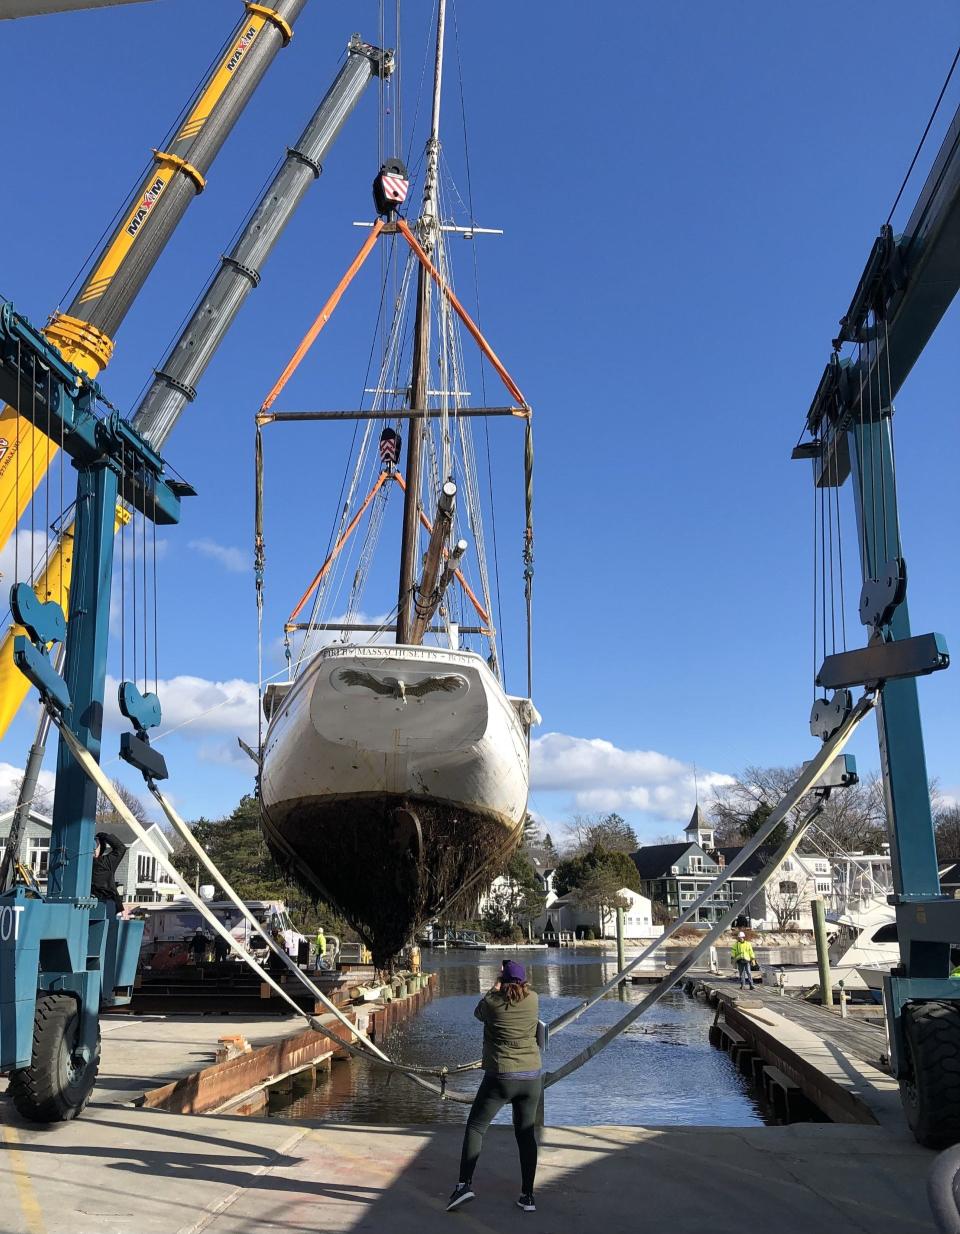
[817,633,949,691]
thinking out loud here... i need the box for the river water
[267,948,801,1127]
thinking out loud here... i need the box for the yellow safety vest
[732,941,755,962]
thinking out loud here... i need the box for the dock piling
[812,898,834,1007]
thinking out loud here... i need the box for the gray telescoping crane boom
[135,34,391,449]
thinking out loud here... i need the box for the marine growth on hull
[263,798,518,964]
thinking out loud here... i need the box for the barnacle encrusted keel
[261,795,518,964]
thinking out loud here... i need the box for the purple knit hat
[501,959,526,984]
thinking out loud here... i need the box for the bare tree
[804,772,887,856]
[565,812,639,855]
[574,866,631,936]
[96,780,148,829]
[1,772,53,814]
[936,805,960,866]
[764,877,804,930]
[711,765,811,847]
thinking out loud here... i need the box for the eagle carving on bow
[337,670,465,704]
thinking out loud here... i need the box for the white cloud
[188,538,249,574]
[531,731,733,822]
[0,760,56,814]
[0,529,53,594]
[105,674,259,742]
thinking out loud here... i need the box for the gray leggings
[459,1072,541,1192]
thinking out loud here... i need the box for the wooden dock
[686,976,899,1130]
[686,976,887,1070]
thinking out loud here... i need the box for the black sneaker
[447,1183,475,1211]
[516,1193,536,1212]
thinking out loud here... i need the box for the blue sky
[1,0,958,843]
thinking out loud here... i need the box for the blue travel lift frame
[0,295,188,1101]
[796,96,960,1141]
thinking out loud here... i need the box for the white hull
[773,904,899,991]
[262,643,529,824]
[259,643,531,958]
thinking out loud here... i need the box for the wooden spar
[257,406,527,423]
[286,471,390,624]
[432,538,468,632]
[258,219,385,415]
[393,471,489,624]
[410,481,456,644]
[396,258,430,643]
[396,0,447,645]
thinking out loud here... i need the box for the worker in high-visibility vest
[315,927,327,966]
[731,932,757,990]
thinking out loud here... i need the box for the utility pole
[397,0,446,644]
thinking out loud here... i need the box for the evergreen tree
[554,843,641,898]
[170,795,344,936]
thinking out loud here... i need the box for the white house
[747,852,834,931]
[536,887,663,941]
[0,808,178,904]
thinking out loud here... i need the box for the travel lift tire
[900,1001,960,1148]
[8,993,101,1122]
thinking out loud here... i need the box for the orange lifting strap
[258,211,524,636]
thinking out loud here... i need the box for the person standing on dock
[189,928,211,966]
[447,959,542,1215]
[731,932,756,990]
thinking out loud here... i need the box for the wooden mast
[396,0,447,644]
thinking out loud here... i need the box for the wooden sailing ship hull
[259,644,529,961]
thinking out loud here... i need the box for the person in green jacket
[731,932,757,989]
[447,959,542,1215]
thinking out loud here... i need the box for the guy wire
[142,489,148,695]
[883,316,903,558]
[833,440,847,651]
[14,339,20,593]
[30,358,36,579]
[812,452,818,704]
[44,369,51,580]
[856,339,868,582]
[152,485,158,696]
[120,442,126,683]
[820,477,827,668]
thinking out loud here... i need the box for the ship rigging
[253,0,538,963]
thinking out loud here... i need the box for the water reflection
[270,949,771,1128]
